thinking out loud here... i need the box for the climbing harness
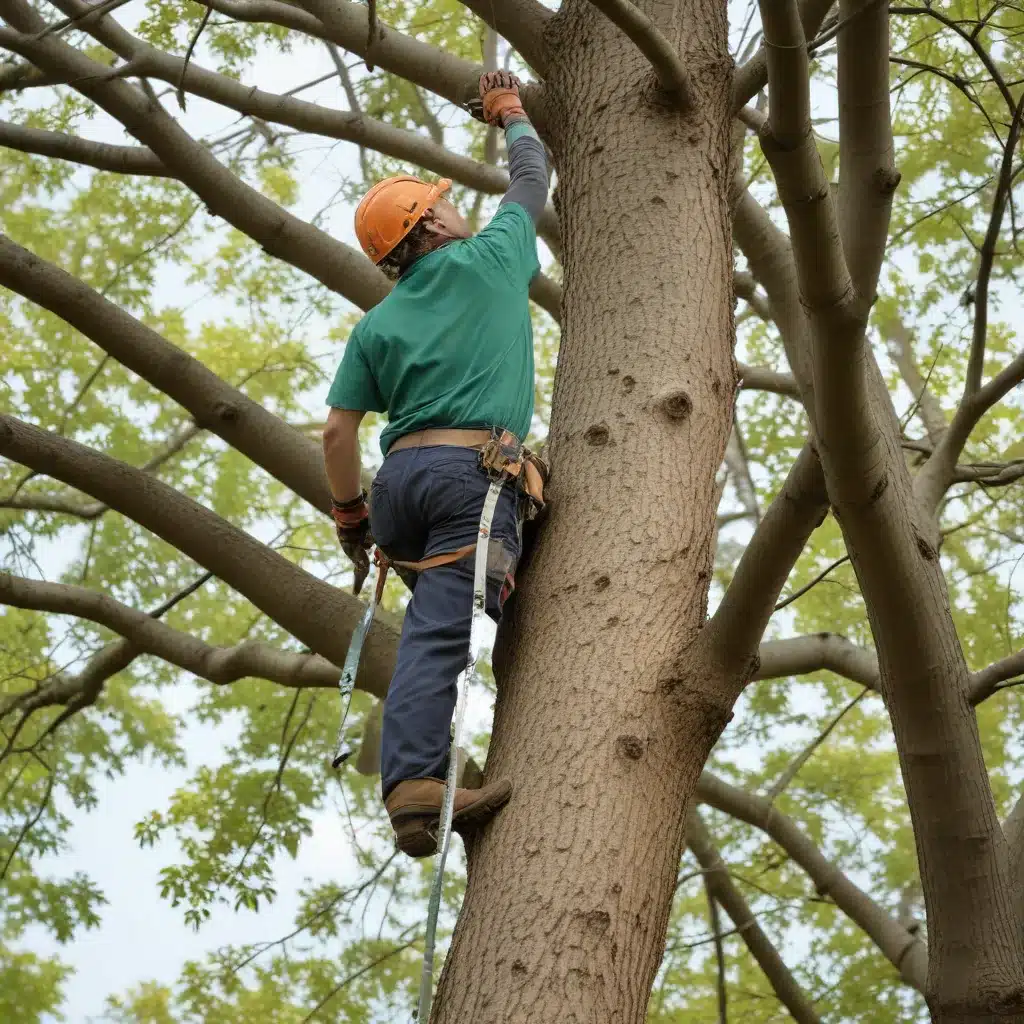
[330,550,388,769]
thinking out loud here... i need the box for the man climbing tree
[322,70,549,856]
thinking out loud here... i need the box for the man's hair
[378,219,435,281]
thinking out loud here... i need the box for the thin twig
[365,0,378,71]
[763,688,870,801]
[965,94,1024,397]
[0,769,56,883]
[28,0,134,43]
[177,1,213,112]
[299,934,419,1023]
[774,556,851,612]
[706,883,729,1023]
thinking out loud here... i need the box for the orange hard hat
[354,175,452,263]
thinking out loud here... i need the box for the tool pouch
[479,429,549,520]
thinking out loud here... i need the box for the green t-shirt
[326,203,539,456]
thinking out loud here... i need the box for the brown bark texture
[432,3,737,1021]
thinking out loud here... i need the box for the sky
[5,1,1023,1021]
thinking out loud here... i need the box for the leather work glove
[479,70,525,127]
[332,492,373,595]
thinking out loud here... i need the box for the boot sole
[390,781,513,857]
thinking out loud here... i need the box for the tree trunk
[433,2,735,1020]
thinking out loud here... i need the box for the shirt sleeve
[464,202,541,292]
[499,122,548,224]
[325,322,385,412]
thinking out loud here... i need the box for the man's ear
[418,207,443,235]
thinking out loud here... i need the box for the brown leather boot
[384,777,512,857]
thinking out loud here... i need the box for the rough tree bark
[431,3,739,1020]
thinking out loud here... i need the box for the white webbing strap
[416,476,504,1021]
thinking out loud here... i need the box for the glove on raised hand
[479,70,525,127]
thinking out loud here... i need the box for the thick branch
[0,421,200,519]
[687,810,822,1024]
[0,574,347,693]
[586,0,692,109]
[736,363,800,399]
[732,186,813,394]
[733,270,773,323]
[732,0,835,112]
[696,771,928,991]
[915,350,1024,515]
[0,234,333,515]
[0,1,390,312]
[455,0,553,78]
[758,0,854,319]
[754,633,879,690]
[969,649,1024,705]
[0,118,165,175]
[836,0,898,298]
[0,416,398,695]
[287,0,482,109]
[703,443,829,683]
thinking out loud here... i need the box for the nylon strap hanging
[416,476,505,1022]
[331,554,386,769]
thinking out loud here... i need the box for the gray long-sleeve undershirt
[499,119,548,225]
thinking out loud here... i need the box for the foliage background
[1,0,1022,1020]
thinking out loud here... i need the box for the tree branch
[0,416,399,695]
[687,809,822,1024]
[736,362,800,399]
[0,117,166,175]
[696,771,928,991]
[915,349,1024,515]
[732,0,835,113]
[969,649,1024,705]
[455,0,553,78]
[0,574,349,694]
[0,571,214,751]
[702,443,829,685]
[733,270,773,323]
[763,687,869,801]
[754,632,880,690]
[585,0,692,109]
[0,234,334,515]
[836,0,898,299]
[964,97,1024,395]
[732,186,813,394]
[284,0,482,109]
[0,0,389,312]
[0,421,201,520]
[890,5,1016,118]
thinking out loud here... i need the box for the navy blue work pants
[369,445,522,799]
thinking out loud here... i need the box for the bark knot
[873,166,902,194]
[615,734,645,761]
[214,400,240,423]
[915,533,937,561]
[594,574,611,592]
[583,422,610,446]
[655,388,693,422]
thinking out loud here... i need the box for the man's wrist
[500,108,528,129]
[331,491,369,529]
[332,490,367,510]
